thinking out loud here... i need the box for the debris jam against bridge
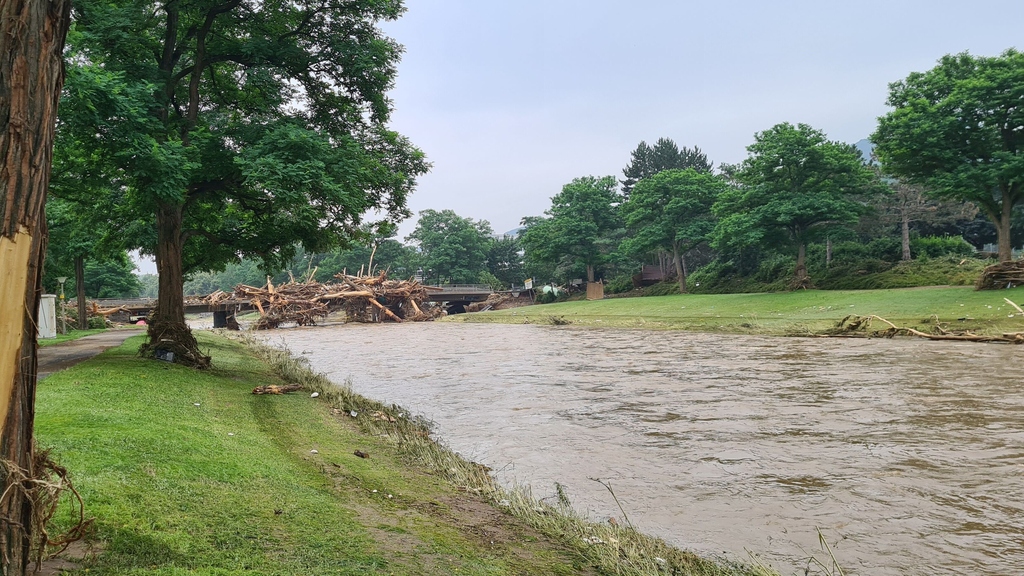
[221,271,446,329]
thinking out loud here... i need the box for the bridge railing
[430,284,492,293]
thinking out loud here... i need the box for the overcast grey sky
[380,0,1024,237]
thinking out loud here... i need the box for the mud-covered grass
[451,285,1024,337]
[35,331,774,575]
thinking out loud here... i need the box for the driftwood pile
[833,302,1024,343]
[976,259,1024,290]
[233,271,442,329]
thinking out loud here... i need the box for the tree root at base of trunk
[0,449,93,571]
[828,314,1024,343]
[139,319,211,369]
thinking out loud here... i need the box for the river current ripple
[267,323,1024,575]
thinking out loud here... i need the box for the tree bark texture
[795,243,808,281]
[901,216,911,261]
[74,255,86,330]
[672,243,686,294]
[0,0,71,571]
[997,189,1013,263]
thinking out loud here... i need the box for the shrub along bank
[36,333,773,576]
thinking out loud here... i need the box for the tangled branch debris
[0,451,93,571]
[832,314,1024,343]
[976,259,1024,290]
[234,271,442,329]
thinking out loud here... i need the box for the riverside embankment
[269,321,1024,576]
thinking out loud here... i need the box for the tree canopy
[520,176,622,282]
[62,0,428,365]
[486,234,525,289]
[621,169,728,292]
[621,138,712,196]
[873,49,1024,262]
[406,210,493,284]
[713,123,877,284]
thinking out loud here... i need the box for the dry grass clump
[238,333,776,576]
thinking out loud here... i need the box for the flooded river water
[268,323,1024,575]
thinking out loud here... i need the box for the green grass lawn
[452,285,1024,336]
[35,333,592,575]
[38,328,107,347]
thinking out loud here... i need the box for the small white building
[38,294,56,339]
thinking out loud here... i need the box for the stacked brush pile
[232,271,443,329]
[975,259,1024,290]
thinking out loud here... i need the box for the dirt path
[38,329,144,379]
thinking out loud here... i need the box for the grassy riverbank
[36,332,771,575]
[451,285,1024,336]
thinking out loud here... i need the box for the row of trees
[517,50,1024,292]
[183,209,525,293]
[186,103,1020,298]
[519,125,883,293]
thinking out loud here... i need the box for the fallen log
[368,297,402,322]
[252,384,303,395]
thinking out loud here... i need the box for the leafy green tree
[138,274,160,299]
[62,0,428,366]
[311,240,420,281]
[405,210,492,284]
[44,196,97,328]
[82,256,143,298]
[520,176,622,282]
[873,50,1024,262]
[486,234,525,288]
[621,169,728,293]
[713,123,877,285]
[621,138,712,196]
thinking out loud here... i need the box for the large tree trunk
[140,202,209,368]
[996,189,1013,263]
[74,255,86,330]
[585,264,594,283]
[0,0,72,570]
[672,243,687,294]
[901,215,912,261]
[794,243,808,284]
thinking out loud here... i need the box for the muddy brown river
[267,323,1024,575]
